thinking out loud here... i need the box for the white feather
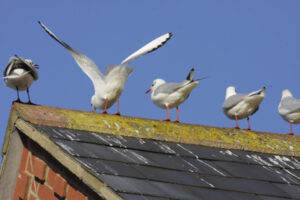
[38,21,105,93]
[121,33,172,65]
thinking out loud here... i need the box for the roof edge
[14,119,123,200]
[3,103,300,157]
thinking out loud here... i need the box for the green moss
[5,103,300,157]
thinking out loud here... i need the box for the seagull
[278,89,300,135]
[146,68,202,122]
[3,55,39,104]
[38,21,172,115]
[222,86,266,130]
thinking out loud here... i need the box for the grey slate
[33,125,300,200]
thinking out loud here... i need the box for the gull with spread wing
[146,68,203,122]
[278,89,300,135]
[3,55,39,104]
[39,21,171,114]
[222,86,266,130]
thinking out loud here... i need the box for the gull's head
[25,59,39,69]
[146,79,166,94]
[25,59,33,65]
[225,86,236,99]
[281,89,293,99]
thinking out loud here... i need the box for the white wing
[38,21,105,91]
[121,32,172,65]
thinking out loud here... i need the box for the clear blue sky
[1,1,300,162]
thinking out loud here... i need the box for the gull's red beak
[145,88,152,94]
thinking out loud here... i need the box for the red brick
[46,169,67,197]
[67,186,88,200]
[26,153,34,175]
[12,172,30,200]
[32,157,47,180]
[19,147,29,172]
[38,184,55,200]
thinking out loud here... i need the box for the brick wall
[13,146,88,200]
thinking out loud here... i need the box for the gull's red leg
[247,117,251,130]
[102,98,108,114]
[173,107,180,123]
[234,114,240,129]
[114,99,120,115]
[162,105,170,121]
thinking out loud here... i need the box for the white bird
[146,68,201,122]
[3,55,39,104]
[278,89,300,135]
[38,21,172,114]
[222,86,266,130]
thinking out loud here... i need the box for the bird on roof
[278,89,300,135]
[146,68,203,122]
[222,86,266,130]
[3,55,39,104]
[38,21,172,115]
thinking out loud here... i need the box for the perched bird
[3,55,39,104]
[39,21,172,115]
[146,68,201,122]
[278,89,300,135]
[222,86,266,130]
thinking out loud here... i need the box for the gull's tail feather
[121,32,172,65]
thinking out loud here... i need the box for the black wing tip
[14,54,21,59]
[186,68,195,81]
[37,21,41,24]
[145,32,173,55]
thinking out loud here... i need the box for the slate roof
[28,124,300,200]
[3,103,300,200]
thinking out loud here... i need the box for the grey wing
[153,80,189,96]
[39,21,105,89]
[281,97,300,114]
[222,94,246,110]
[105,66,134,77]
[106,66,117,75]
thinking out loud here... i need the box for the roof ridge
[3,103,300,157]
